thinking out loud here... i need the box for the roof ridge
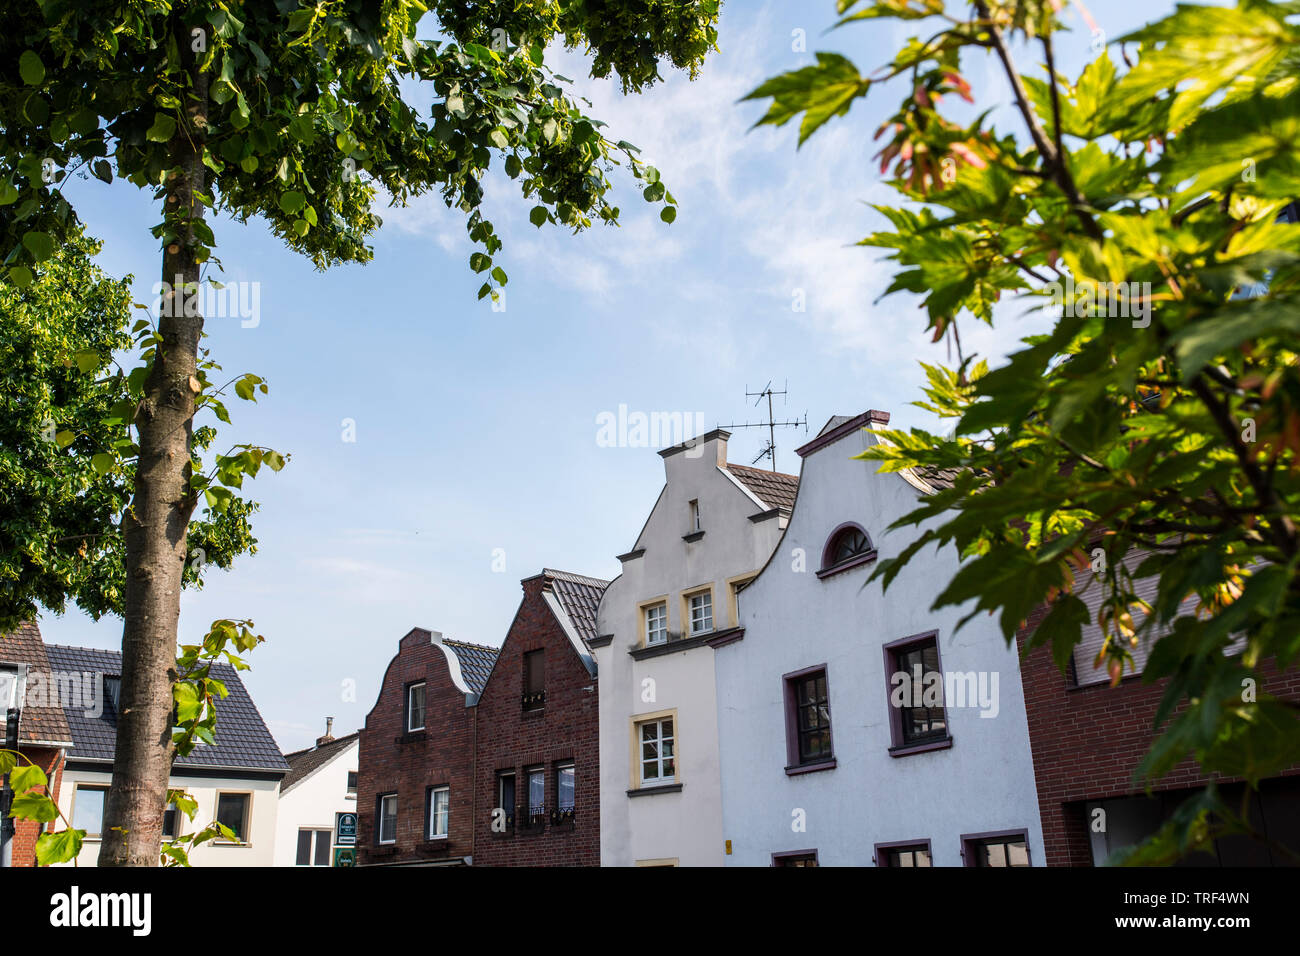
[725,462,800,481]
[42,642,123,657]
[283,730,360,759]
[543,568,611,587]
[443,637,501,653]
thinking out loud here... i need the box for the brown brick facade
[473,575,600,866]
[7,745,64,867]
[1016,603,1300,866]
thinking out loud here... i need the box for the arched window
[818,523,875,577]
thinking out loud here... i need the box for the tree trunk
[99,21,208,867]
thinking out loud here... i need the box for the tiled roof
[443,640,498,696]
[543,569,609,645]
[915,464,960,491]
[281,731,359,793]
[44,644,289,774]
[0,621,72,746]
[726,463,800,512]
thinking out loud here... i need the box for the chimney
[316,717,335,748]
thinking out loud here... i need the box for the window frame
[71,784,109,840]
[683,586,714,637]
[524,765,546,828]
[426,784,450,840]
[214,790,252,846]
[817,522,877,578]
[883,630,953,756]
[522,649,545,711]
[643,601,669,646]
[782,664,836,774]
[496,770,517,831]
[346,771,358,797]
[405,681,427,733]
[874,838,933,867]
[688,498,701,532]
[377,792,398,845]
[771,849,819,867]
[632,711,678,789]
[960,829,1032,868]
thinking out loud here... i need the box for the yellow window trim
[636,593,671,648]
[629,707,680,790]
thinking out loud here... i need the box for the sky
[37,0,1177,752]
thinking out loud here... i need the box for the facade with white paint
[274,726,360,866]
[592,429,796,866]
[714,412,1044,867]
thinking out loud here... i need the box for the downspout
[470,702,477,865]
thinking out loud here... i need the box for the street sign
[336,811,358,846]
[333,846,356,867]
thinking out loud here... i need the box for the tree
[746,0,1300,862]
[0,0,718,865]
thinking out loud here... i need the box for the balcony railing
[522,690,546,711]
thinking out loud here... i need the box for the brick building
[357,628,496,867]
[473,569,606,866]
[1017,560,1300,867]
[0,621,72,868]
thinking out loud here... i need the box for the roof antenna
[717,380,808,472]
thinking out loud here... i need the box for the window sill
[397,730,427,744]
[630,633,720,660]
[888,736,952,758]
[785,758,837,776]
[424,835,448,843]
[682,530,705,542]
[815,550,878,579]
[626,783,683,798]
[522,708,545,719]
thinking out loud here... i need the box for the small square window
[644,603,668,645]
[407,682,426,732]
[215,792,250,844]
[378,793,398,844]
[687,590,713,635]
[346,771,358,795]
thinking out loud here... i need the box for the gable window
[406,682,426,732]
[818,523,876,577]
[963,831,1031,867]
[884,632,951,755]
[638,717,675,785]
[378,793,398,844]
[296,828,332,866]
[523,649,545,711]
[72,785,108,839]
[427,785,450,839]
[687,589,713,636]
[783,666,834,773]
[644,602,668,645]
[876,841,932,867]
[346,771,358,796]
[689,499,701,532]
[215,792,251,844]
[497,771,517,830]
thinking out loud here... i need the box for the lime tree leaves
[756,0,1300,864]
[1,749,85,865]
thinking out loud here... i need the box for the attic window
[818,523,876,578]
[104,676,121,713]
[689,499,701,532]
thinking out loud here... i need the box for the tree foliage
[748,0,1300,863]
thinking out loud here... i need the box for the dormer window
[817,523,876,578]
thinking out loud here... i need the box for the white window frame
[638,718,676,785]
[645,602,668,645]
[688,589,714,635]
[407,682,426,732]
[427,786,450,840]
[378,793,398,844]
[72,784,109,840]
[557,761,576,811]
[689,499,701,532]
[526,767,545,813]
[214,790,252,845]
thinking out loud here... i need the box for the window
[406,681,426,732]
[818,523,875,577]
[215,792,251,844]
[638,717,675,785]
[687,589,713,635]
[772,850,818,867]
[963,831,1031,867]
[783,667,833,771]
[644,603,668,646]
[497,771,517,829]
[525,767,545,826]
[523,650,545,711]
[296,828,332,866]
[427,786,449,839]
[72,785,108,839]
[378,793,398,844]
[877,841,932,867]
[162,800,178,839]
[689,499,701,532]
[884,632,950,753]
[346,771,358,796]
[553,761,576,824]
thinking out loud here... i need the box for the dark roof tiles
[443,640,498,696]
[542,569,609,645]
[0,621,73,746]
[726,463,800,512]
[281,731,359,793]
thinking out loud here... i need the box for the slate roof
[443,640,498,696]
[0,621,73,746]
[915,464,960,491]
[44,644,289,774]
[542,569,609,645]
[281,731,359,793]
[726,462,800,512]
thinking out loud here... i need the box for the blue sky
[39,0,1173,751]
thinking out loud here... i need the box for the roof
[914,464,960,491]
[44,644,289,774]
[541,569,609,645]
[443,640,498,696]
[0,621,73,746]
[725,462,800,512]
[281,731,359,793]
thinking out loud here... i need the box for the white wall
[274,738,359,866]
[715,419,1044,866]
[595,432,788,866]
[56,767,281,867]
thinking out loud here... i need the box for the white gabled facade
[593,429,794,866]
[274,726,360,867]
[714,412,1044,867]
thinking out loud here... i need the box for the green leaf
[19,50,44,86]
[660,206,677,223]
[529,205,548,227]
[10,792,58,824]
[742,52,869,146]
[90,453,114,476]
[35,829,84,866]
[10,763,47,792]
[91,160,113,184]
[146,113,177,143]
[22,231,54,262]
[7,266,33,288]
[469,252,491,273]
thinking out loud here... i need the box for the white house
[591,428,797,866]
[46,644,288,867]
[274,720,360,866]
[713,411,1045,867]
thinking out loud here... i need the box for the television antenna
[718,381,807,473]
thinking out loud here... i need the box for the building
[0,622,73,867]
[356,628,497,866]
[473,569,606,866]
[275,720,360,866]
[714,412,1045,866]
[1017,559,1300,866]
[592,428,797,866]
[46,644,288,866]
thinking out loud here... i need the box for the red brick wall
[473,577,599,866]
[8,746,64,867]
[357,629,477,866]
[1016,603,1300,866]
